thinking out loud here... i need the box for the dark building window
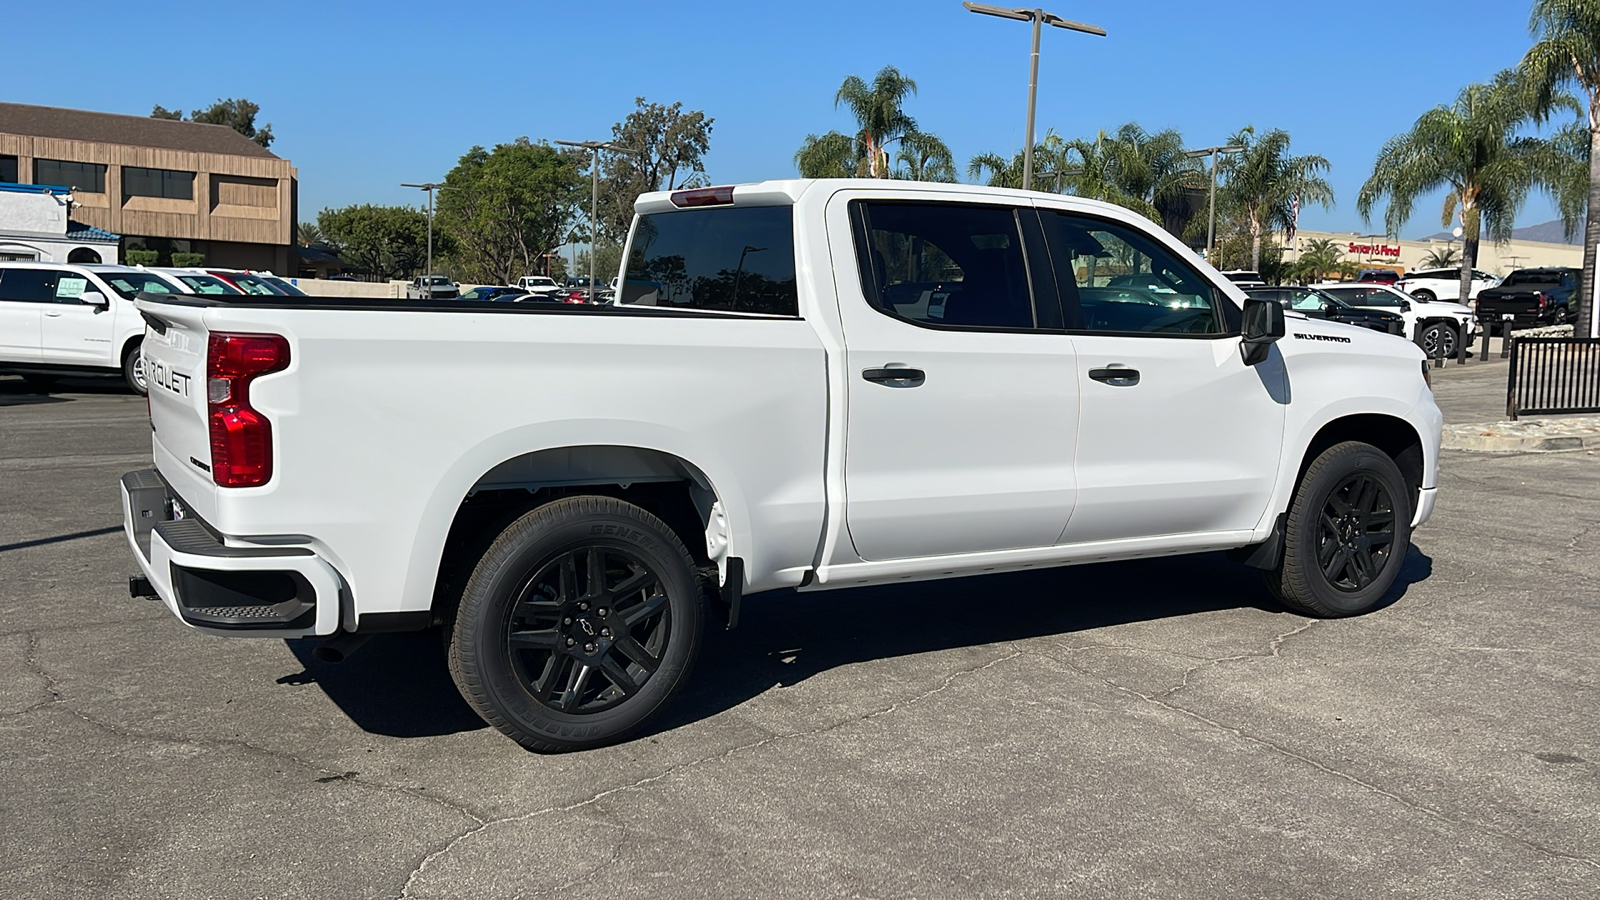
[34,159,107,193]
[0,155,17,183]
[123,166,195,201]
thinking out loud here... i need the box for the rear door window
[620,205,798,316]
[0,268,60,303]
[851,201,1041,329]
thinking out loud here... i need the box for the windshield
[168,273,241,295]
[1504,271,1565,286]
[223,273,290,295]
[100,271,182,299]
[260,275,308,296]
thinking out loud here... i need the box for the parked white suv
[1395,268,1500,304]
[0,262,226,393]
[124,179,1442,751]
[1316,282,1476,358]
[516,275,562,298]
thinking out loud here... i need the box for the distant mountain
[1422,219,1584,245]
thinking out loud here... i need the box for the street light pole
[1183,145,1243,264]
[401,182,442,292]
[963,3,1106,192]
[556,139,639,303]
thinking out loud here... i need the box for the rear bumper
[120,469,342,637]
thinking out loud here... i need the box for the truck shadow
[282,547,1432,741]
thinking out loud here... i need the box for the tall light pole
[1183,145,1243,264]
[556,139,639,303]
[962,3,1105,192]
[401,182,442,292]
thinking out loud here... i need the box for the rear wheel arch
[431,446,731,628]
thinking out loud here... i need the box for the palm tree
[1358,70,1582,311]
[297,222,324,247]
[1220,127,1335,272]
[836,66,919,178]
[1057,132,1158,218]
[968,150,1025,189]
[1102,123,1204,219]
[894,132,957,183]
[1522,0,1600,335]
[794,131,859,179]
[1420,245,1462,269]
[1292,237,1345,283]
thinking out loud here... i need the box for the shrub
[125,249,159,266]
[170,252,205,267]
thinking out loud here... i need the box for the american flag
[1288,195,1299,243]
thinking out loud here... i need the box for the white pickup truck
[122,180,1442,751]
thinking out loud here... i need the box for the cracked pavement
[2,372,1596,899]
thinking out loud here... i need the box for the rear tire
[448,496,705,752]
[1266,441,1412,618]
[1411,289,1436,303]
[122,343,148,394]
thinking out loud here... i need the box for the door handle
[1088,366,1140,386]
[45,311,63,317]
[862,366,926,387]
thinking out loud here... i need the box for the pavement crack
[1161,620,1318,700]
[22,642,485,830]
[396,647,1023,899]
[1049,652,1600,873]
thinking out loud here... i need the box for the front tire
[1411,289,1436,303]
[122,343,148,394]
[448,496,705,752]
[1418,322,1457,359]
[1266,441,1412,618]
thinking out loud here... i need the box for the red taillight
[1535,292,1547,308]
[670,186,734,207]
[207,332,289,487]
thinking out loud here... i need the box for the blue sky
[1,0,1566,237]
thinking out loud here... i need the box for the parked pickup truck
[121,180,1443,752]
[1474,267,1579,332]
[405,275,459,300]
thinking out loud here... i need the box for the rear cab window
[619,205,798,316]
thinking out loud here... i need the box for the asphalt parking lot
[2,366,1596,900]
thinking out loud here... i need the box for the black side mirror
[1240,297,1285,366]
[1400,299,1412,312]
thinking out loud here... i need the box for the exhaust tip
[312,632,370,664]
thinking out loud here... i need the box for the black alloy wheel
[506,545,671,715]
[449,495,704,752]
[1314,473,1397,592]
[1265,440,1412,617]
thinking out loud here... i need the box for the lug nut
[563,617,572,625]
[566,637,575,646]
[600,628,611,637]
[579,602,589,611]
[597,607,608,616]
[584,643,596,653]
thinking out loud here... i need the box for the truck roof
[633,178,1155,220]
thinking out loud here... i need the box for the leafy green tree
[795,66,928,178]
[1220,127,1334,272]
[893,132,957,182]
[597,98,714,240]
[1420,245,1462,269]
[1522,0,1600,334]
[316,204,432,279]
[1358,70,1582,311]
[438,138,585,285]
[151,98,274,148]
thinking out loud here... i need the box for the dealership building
[0,102,297,272]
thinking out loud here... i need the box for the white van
[0,262,228,393]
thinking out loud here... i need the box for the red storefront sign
[1348,241,1401,258]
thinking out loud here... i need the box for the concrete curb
[1443,416,1600,452]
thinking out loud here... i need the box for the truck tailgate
[136,299,218,517]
